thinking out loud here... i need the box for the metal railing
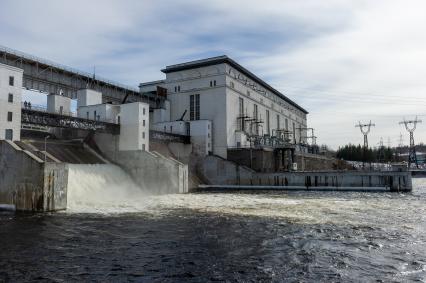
[0,45,140,92]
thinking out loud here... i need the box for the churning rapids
[1,165,426,282]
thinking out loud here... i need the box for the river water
[1,176,425,282]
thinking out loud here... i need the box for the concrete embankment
[198,155,412,192]
[0,140,68,211]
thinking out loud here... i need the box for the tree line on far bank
[336,144,396,163]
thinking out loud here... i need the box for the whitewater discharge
[67,164,152,213]
[66,165,426,228]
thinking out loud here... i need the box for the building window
[238,97,244,131]
[59,106,63,115]
[293,122,296,143]
[174,86,177,92]
[266,110,270,135]
[230,81,234,88]
[94,111,97,121]
[276,114,280,130]
[178,86,181,92]
[210,81,212,87]
[86,112,89,119]
[143,120,146,126]
[143,108,146,115]
[8,93,13,103]
[170,126,173,132]
[5,129,13,140]
[9,76,14,86]
[285,118,288,130]
[253,104,258,135]
[247,90,250,96]
[142,132,145,139]
[142,144,146,151]
[7,112,12,122]
[190,94,200,121]
[117,116,121,124]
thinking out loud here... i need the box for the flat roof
[161,55,308,114]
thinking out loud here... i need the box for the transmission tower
[355,121,375,168]
[399,117,422,168]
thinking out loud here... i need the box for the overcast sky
[1,0,426,149]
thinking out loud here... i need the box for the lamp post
[44,135,50,162]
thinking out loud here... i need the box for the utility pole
[398,133,404,161]
[378,137,385,163]
[355,121,375,169]
[399,117,422,168]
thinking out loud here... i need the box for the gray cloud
[1,0,425,148]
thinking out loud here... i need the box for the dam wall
[105,149,189,194]
[0,140,68,211]
[198,155,412,192]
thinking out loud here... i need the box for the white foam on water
[66,167,426,228]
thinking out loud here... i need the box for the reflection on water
[0,179,425,282]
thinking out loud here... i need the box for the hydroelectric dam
[0,46,413,212]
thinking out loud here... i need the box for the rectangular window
[142,132,145,139]
[238,97,244,131]
[190,94,200,121]
[276,114,280,130]
[285,118,288,130]
[5,129,13,140]
[143,120,146,126]
[142,144,146,151]
[9,76,14,86]
[59,106,63,115]
[253,104,258,135]
[94,111,97,120]
[195,94,200,120]
[293,122,296,143]
[230,81,234,88]
[8,93,13,103]
[143,108,146,115]
[266,110,270,135]
[7,112,12,122]
[86,112,89,119]
[214,80,216,86]
[210,81,213,87]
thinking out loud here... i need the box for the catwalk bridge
[21,105,189,143]
[0,45,164,108]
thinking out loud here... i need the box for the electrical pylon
[355,121,375,169]
[399,117,422,168]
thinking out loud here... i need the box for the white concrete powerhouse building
[141,56,308,158]
[0,63,23,141]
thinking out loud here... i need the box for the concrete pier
[0,140,68,211]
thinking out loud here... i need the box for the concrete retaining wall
[198,155,412,192]
[106,150,188,194]
[0,140,68,211]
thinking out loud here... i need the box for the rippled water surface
[1,179,426,282]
